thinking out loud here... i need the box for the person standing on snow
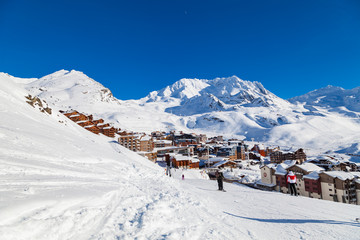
[166,157,172,177]
[287,171,297,196]
[215,170,224,191]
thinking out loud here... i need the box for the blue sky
[1,0,359,100]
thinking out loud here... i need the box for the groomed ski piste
[0,74,359,240]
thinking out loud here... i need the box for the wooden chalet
[69,114,88,122]
[92,119,104,125]
[100,126,116,138]
[270,148,306,164]
[77,120,94,127]
[212,160,237,169]
[166,154,199,169]
[84,125,100,134]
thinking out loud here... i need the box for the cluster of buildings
[61,110,120,138]
[118,131,253,168]
[258,155,360,205]
[60,110,360,205]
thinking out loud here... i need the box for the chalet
[97,123,111,128]
[212,160,237,169]
[92,119,104,125]
[270,148,306,164]
[84,125,100,134]
[77,120,94,127]
[166,154,199,169]
[101,126,116,138]
[319,171,358,204]
[69,114,88,122]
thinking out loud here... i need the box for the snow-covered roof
[323,171,355,181]
[207,157,227,162]
[154,140,172,144]
[255,180,276,188]
[275,165,288,175]
[212,160,235,168]
[350,172,360,178]
[171,154,199,162]
[140,135,151,141]
[77,120,89,123]
[283,160,297,166]
[296,163,324,172]
[260,163,277,170]
[303,171,320,180]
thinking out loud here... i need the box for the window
[329,189,332,191]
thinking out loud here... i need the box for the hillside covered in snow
[0,71,360,239]
[6,70,360,158]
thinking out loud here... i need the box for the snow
[322,171,356,181]
[304,171,320,180]
[1,71,360,239]
[296,163,325,173]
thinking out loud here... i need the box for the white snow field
[0,72,359,240]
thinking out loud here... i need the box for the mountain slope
[289,85,360,115]
[3,70,360,156]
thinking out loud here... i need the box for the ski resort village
[1,70,360,239]
[62,109,360,205]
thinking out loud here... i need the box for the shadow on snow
[223,212,359,227]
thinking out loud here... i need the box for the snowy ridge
[3,70,360,158]
[289,85,360,113]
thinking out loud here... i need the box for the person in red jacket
[287,171,297,196]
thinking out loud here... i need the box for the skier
[166,157,172,177]
[287,171,297,196]
[215,170,225,191]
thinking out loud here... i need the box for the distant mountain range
[2,70,360,157]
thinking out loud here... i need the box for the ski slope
[0,72,359,239]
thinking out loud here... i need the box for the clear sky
[1,0,359,100]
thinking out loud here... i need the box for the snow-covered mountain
[1,70,360,240]
[144,76,290,115]
[3,70,360,157]
[289,85,360,116]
